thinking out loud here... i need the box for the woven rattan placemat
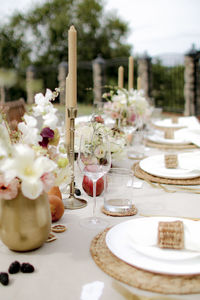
[90,228,200,294]
[145,140,197,150]
[133,162,200,185]
[101,205,137,217]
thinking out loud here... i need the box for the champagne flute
[77,128,111,229]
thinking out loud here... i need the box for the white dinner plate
[106,217,200,275]
[147,134,190,145]
[139,152,200,179]
[153,116,200,129]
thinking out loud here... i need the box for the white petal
[21,179,43,200]
[14,144,35,161]
[43,113,58,129]
[34,93,44,105]
[35,156,57,176]
[24,114,37,127]
[45,89,53,101]
[1,158,17,183]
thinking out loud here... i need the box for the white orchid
[18,114,42,145]
[1,144,57,200]
[32,89,58,129]
[43,111,58,130]
[0,123,12,158]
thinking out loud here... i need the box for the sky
[0,0,199,56]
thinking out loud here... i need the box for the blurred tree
[0,27,31,100]
[0,0,131,102]
[9,0,131,64]
[0,27,30,69]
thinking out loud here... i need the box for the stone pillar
[92,54,106,106]
[138,54,152,98]
[26,65,36,104]
[58,62,68,105]
[184,48,196,116]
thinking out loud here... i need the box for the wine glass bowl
[77,128,111,229]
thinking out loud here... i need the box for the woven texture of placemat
[145,140,197,150]
[133,162,200,185]
[102,205,137,217]
[90,228,200,294]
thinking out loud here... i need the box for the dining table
[1,129,200,300]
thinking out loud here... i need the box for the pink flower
[0,176,19,200]
[41,172,55,192]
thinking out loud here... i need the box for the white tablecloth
[1,147,200,300]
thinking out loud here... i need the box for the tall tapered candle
[68,25,77,108]
[128,56,134,90]
[118,66,124,88]
[137,76,141,90]
[65,76,70,148]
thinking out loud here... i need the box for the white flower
[75,124,94,152]
[43,111,58,130]
[1,144,57,199]
[32,89,58,119]
[54,165,72,186]
[0,124,12,158]
[75,121,126,161]
[18,114,42,145]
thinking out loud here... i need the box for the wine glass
[77,128,111,229]
[119,107,139,142]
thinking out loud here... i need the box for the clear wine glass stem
[92,180,97,222]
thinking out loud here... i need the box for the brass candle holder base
[65,107,87,210]
[63,195,87,210]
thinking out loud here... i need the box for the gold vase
[0,190,51,252]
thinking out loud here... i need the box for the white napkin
[178,116,200,129]
[175,128,200,147]
[129,220,200,252]
[80,281,104,300]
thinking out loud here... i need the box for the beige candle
[118,66,124,88]
[65,76,70,148]
[137,76,141,90]
[68,25,77,108]
[128,56,134,90]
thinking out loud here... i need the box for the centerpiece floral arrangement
[75,117,127,161]
[102,87,152,127]
[0,88,72,201]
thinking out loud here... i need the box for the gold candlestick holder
[63,107,87,209]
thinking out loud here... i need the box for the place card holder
[164,128,174,139]
[172,116,178,124]
[164,154,178,169]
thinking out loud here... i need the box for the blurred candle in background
[128,56,134,90]
[118,66,124,88]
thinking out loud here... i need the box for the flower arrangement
[0,89,72,200]
[102,87,151,127]
[75,118,126,161]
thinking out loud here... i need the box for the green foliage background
[0,0,131,103]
